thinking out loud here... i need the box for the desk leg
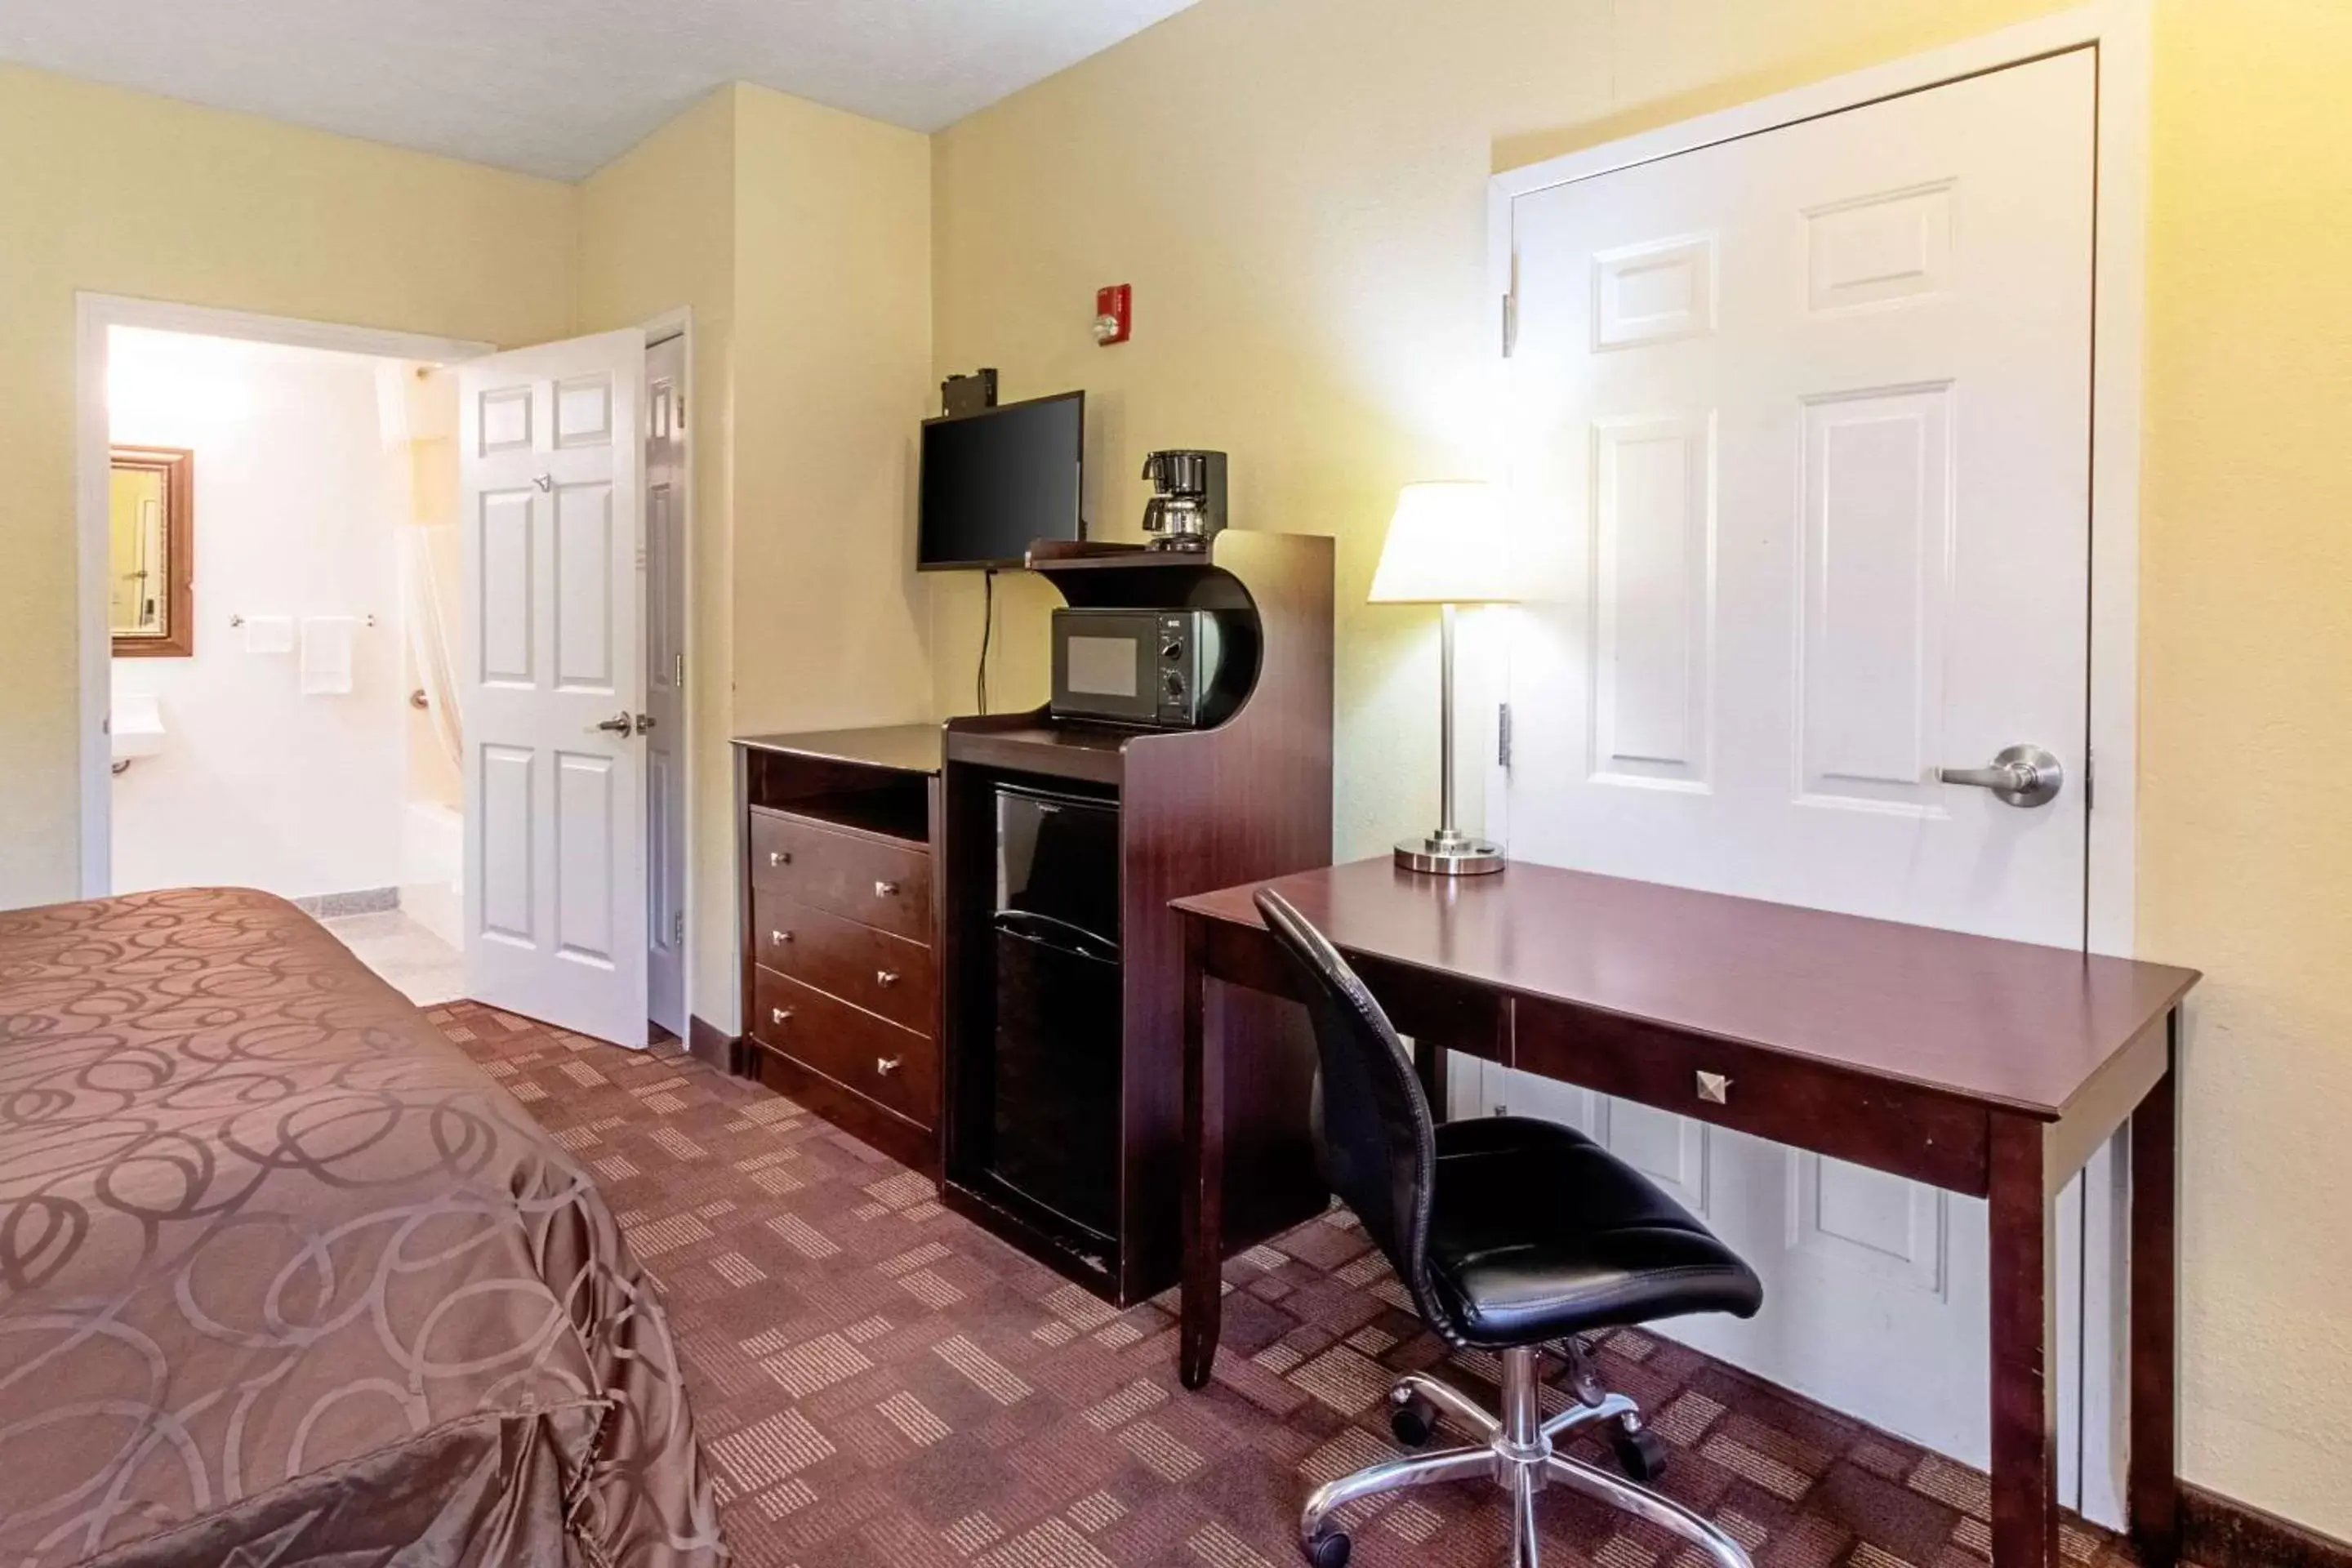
[1179,915,1223,1391]
[1989,1111,2060,1568]
[2128,1011,2180,1565]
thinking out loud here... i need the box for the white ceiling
[0,0,1200,180]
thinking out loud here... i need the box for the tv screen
[919,391,1084,570]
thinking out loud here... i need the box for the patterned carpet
[434,1001,2154,1568]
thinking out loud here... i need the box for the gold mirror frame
[110,445,195,658]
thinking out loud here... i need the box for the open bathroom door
[457,328,650,1045]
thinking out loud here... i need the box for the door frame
[74,293,494,899]
[639,306,697,1041]
[1485,0,2149,960]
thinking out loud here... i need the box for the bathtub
[400,799,464,949]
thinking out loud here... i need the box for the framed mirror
[109,445,194,657]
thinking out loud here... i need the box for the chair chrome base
[1297,1345,1752,1568]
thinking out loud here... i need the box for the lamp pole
[1394,599,1503,875]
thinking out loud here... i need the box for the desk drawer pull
[874,879,901,898]
[1695,1071,1731,1105]
[771,1007,794,1027]
[768,849,792,868]
[875,1055,902,1076]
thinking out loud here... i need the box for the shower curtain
[400,524,461,771]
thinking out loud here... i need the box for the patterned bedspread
[0,888,724,1567]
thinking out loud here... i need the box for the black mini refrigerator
[987,784,1123,1244]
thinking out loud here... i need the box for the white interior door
[644,332,688,1039]
[460,328,649,1045]
[1493,50,2102,1494]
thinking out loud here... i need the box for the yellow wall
[578,87,742,1026]
[577,82,933,1024]
[728,83,934,745]
[0,61,577,904]
[926,0,2352,1535]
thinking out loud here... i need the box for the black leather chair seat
[1424,1116,1764,1347]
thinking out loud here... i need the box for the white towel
[243,614,295,655]
[300,616,357,695]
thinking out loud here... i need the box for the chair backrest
[1254,889,1445,1325]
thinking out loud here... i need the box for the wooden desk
[1174,858,2198,1568]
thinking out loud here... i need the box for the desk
[1174,858,2198,1568]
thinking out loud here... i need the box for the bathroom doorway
[77,296,699,1041]
[99,322,471,1004]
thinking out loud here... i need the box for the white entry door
[460,328,649,1045]
[1494,51,2099,1482]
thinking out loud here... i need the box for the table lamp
[1370,481,1518,875]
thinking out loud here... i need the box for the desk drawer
[751,965,937,1129]
[752,891,935,1036]
[1512,996,1989,1196]
[749,808,931,942]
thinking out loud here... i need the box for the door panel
[460,327,648,1045]
[646,335,688,1036]
[1497,50,2098,1487]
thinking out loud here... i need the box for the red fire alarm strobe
[1094,284,1132,345]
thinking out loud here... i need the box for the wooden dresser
[733,725,943,1172]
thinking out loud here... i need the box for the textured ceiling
[0,0,1200,180]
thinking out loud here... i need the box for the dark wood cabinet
[732,728,945,1173]
[939,531,1336,1305]
[728,532,1335,1302]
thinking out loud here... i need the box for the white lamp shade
[1368,481,1518,604]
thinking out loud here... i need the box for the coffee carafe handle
[1141,452,1165,484]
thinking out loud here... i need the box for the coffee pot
[1140,449,1228,551]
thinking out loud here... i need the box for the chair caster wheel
[1611,1419,1670,1483]
[1302,1527,1352,1568]
[1389,1390,1437,1447]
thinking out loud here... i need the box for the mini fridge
[988,784,1122,1243]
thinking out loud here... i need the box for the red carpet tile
[434,1001,2162,1568]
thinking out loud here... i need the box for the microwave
[1050,607,1248,728]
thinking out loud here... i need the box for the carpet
[433,1000,2155,1568]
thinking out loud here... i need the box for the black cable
[977,567,996,715]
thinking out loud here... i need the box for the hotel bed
[0,887,722,1567]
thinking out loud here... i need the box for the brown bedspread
[0,888,724,1567]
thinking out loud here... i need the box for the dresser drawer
[751,966,937,1129]
[748,808,931,942]
[752,891,936,1036]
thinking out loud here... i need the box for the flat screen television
[919,391,1085,571]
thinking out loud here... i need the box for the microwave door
[1056,621,1156,723]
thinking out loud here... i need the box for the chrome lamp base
[1393,829,1506,876]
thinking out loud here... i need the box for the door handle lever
[590,712,633,735]
[1936,745,2063,808]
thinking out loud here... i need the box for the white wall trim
[1483,0,2152,1526]
[639,305,699,1035]
[75,293,494,898]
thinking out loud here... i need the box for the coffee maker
[1139,450,1228,552]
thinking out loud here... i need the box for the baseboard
[2184,1482,2352,1568]
[686,1014,738,1072]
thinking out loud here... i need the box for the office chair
[1254,889,1765,1568]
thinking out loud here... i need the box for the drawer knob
[874,879,901,898]
[768,849,792,867]
[875,1056,902,1075]
[1695,1071,1731,1105]
[770,929,794,946]
[875,969,900,987]
[771,1007,794,1027]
